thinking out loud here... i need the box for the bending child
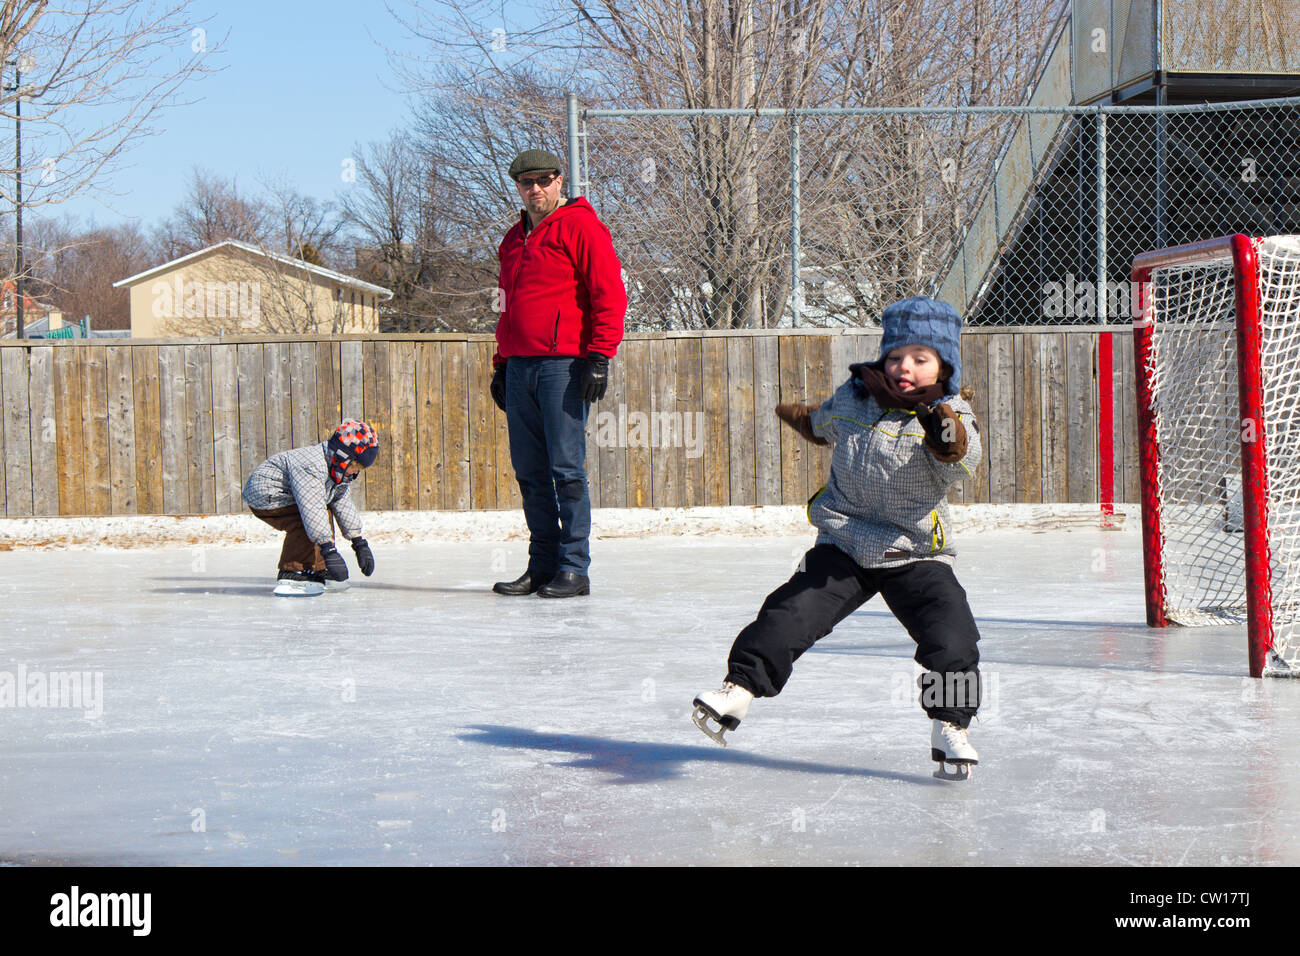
[242,419,380,597]
[691,297,984,780]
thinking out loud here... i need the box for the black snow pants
[725,543,981,727]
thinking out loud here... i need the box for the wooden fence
[0,328,1138,517]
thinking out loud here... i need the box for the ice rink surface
[1,522,1297,867]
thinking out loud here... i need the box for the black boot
[537,571,590,598]
[493,570,555,596]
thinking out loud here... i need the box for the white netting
[1146,258,1245,625]
[1144,236,1300,672]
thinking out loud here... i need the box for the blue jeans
[505,357,591,575]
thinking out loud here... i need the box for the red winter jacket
[494,197,626,366]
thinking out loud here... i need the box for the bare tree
[0,2,216,287]
[388,0,1064,329]
[23,215,154,329]
[154,166,269,259]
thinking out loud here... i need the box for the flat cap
[508,149,564,180]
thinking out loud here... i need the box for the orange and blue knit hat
[327,419,379,483]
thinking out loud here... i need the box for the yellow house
[113,240,394,337]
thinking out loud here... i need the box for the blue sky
[58,0,436,232]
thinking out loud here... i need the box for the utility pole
[4,56,30,339]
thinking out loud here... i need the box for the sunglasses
[516,173,559,189]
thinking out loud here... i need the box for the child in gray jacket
[692,297,984,779]
[242,419,379,596]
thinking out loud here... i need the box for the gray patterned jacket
[808,381,981,569]
[242,441,363,544]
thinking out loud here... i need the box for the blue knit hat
[878,296,963,393]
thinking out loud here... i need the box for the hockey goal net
[1133,234,1300,677]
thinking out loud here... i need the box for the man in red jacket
[490,149,627,598]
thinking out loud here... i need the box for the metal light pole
[14,58,23,340]
[4,56,28,339]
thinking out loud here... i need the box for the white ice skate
[691,682,753,747]
[273,571,325,597]
[323,577,350,592]
[931,719,978,780]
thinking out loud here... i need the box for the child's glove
[318,541,349,581]
[914,402,967,463]
[775,402,828,446]
[351,537,375,576]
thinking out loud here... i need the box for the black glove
[318,541,349,581]
[581,354,609,403]
[351,537,374,576]
[914,402,967,463]
[490,362,507,412]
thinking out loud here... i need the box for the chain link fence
[575,98,1300,329]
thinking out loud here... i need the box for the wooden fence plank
[597,349,628,508]
[211,344,241,513]
[676,337,704,507]
[1067,332,1097,503]
[132,346,163,515]
[263,341,291,457]
[390,340,418,511]
[106,346,137,514]
[753,335,781,505]
[53,347,85,515]
[804,334,833,500]
[727,337,756,506]
[416,342,445,510]
[157,345,189,514]
[290,342,319,449]
[1,349,32,515]
[961,332,990,504]
[362,340,394,511]
[236,344,266,496]
[28,347,57,515]
[1041,332,1068,503]
[81,346,111,515]
[340,340,365,510]
[1014,333,1044,503]
[465,341,493,511]
[623,339,652,507]
[777,335,806,505]
[986,335,1016,503]
[317,341,342,436]
[493,359,516,511]
[185,344,215,514]
[649,338,680,508]
[442,342,471,510]
[701,337,729,506]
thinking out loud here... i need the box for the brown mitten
[914,402,968,463]
[775,402,828,446]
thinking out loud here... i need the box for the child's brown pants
[250,506,333,572]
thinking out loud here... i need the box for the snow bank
[0,504,1135,551]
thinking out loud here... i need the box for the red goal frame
[1131,234,1271,677]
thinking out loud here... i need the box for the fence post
[1096,109,1117,527]
[567,93,582,197]
[790,111,802,327]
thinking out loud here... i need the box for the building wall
[126,248,381,337]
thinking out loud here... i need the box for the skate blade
[274,581,325,597]
[691,705,732,747]
[932,761,975,781]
